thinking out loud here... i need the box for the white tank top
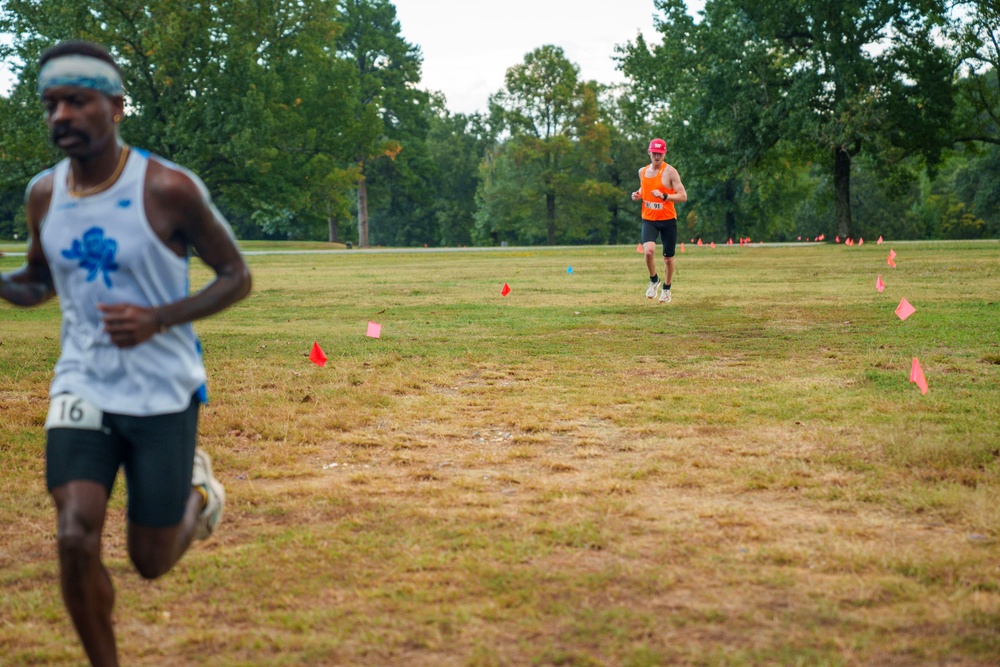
[40,148,207,416]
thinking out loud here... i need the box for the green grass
[1,241,999,665]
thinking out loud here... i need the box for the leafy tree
[950,0,999,146]
[0,0,360,240]
[619,0,800,242]
[335,0,426,247]
[423,101,489,247]
[477,46,620,246]
[621,0,956,240]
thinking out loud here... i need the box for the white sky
[1,1,707,113]
[394,0,705,114]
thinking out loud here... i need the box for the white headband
[38,54,123,97]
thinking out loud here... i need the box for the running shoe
[192,448,225,540]
[646,280,661,299]
[659,288,672,303]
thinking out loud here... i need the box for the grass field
[1,241,999,666]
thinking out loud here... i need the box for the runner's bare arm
[662,166,687,203]
[631,168,644,201]
[0,175,56,307]
[99,163,251,348]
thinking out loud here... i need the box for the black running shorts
[46,394,200,528]
[641,219,678,257]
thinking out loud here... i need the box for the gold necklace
[68,145,131,198]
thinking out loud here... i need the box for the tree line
[1,0,997,246]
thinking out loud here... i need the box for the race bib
[45,394,104,431]
[645,201,664,210]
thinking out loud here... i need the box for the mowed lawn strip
[1,242,998,666]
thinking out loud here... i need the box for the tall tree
[621,0,956,239]
[335,0,424,247]
[477,46,620,246]
[950,0,999,146]
[0,0,358,239]
[425,103,490,247]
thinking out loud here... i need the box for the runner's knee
[56,511,102,566]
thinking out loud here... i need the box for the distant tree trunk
[546,191,556,245]
[608,203,619,245]
[357,173,369,248]
[327,201,339,243]
[725,178,737,240]
[834,145,853,239]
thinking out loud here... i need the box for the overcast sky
[394,0,705,114]
[1,1,706,114]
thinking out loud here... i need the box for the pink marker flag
[727,238,733,245]
[501,282,511,297]
[697,238,703,246]
[836,236,841,243]
[910,357,928,395]
[887,249,897,268]
[876,274,885,293]
[309,341,327,367]
[366,321,382,338]
[877,235,884,245]
[859,237,864,245]
[636,243,644,253]
[710,241,716,249]
[895,298,916,321]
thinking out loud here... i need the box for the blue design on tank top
[61,226,120,288]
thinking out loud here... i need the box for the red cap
[648,138,667,153]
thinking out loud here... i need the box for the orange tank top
[641,163,676,221]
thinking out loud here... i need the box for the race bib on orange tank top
[640,163,676,221]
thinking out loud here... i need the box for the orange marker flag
[895,298,916,321]
[818,233,825,241]
[366,321,382,338]
[680,242,685,253]
[835,236,841,243]
[727,238,733,245]
[887,249,897,268]
[910,357,928,395]
[876,274,885,293]
[859,237,864,245]
[501,282,511,297]
[636,243,644,253]
[697,238,703,246]
[309,341,327,367]
[710,241,716,249]
[877,235,883,245]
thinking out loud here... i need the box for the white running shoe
[645,280,661,299]
[659,288,672,303]
[192,448,225,540]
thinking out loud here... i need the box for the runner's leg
[641,221,659,277]
[122,396,202,578]
[51,480,119,667]
[662,220,678,286]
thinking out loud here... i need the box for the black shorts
[46,395,200,528]
[641,219,678,257]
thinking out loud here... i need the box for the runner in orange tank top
[631,138,687,303]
